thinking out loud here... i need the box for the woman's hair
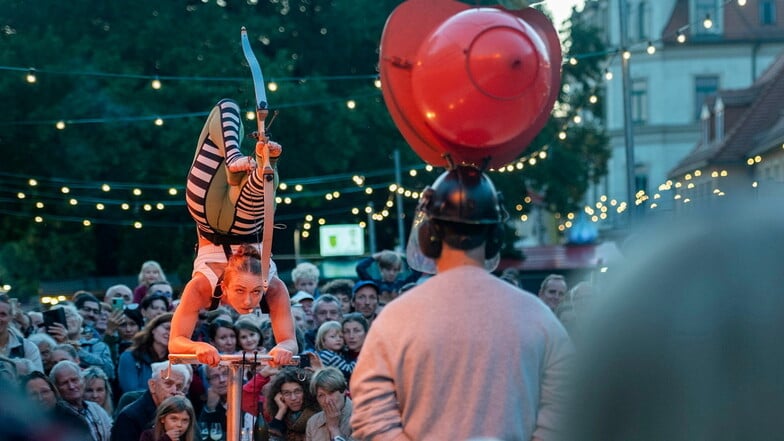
[19,370,61,398]
[264,367,318,418]
[152,395,196,441]
[207,319,236,342]
[315,321,343,351]
[140,293,171,312]
[81,366,114,415]
[291,262,319,283]
[129,312,173,361]
[234,318,261,339]
[52,343,79,362]
[28,332,58,350]
[223,244,262,285]
[137,260,167,285]
[309,366,347,395]
[341,313,369,334]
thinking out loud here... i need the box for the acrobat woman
[169,98,296,366]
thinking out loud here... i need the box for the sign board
[319,224,365,257]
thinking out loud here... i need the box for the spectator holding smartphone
[0,294,43,374]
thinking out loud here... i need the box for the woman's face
[316,387,345,414]
[280,381,305,412]
[142,300,168,321]
[343,321,367,352]
[322,328,344,352]
[119,319,140,341]
[238,328,260,351]
[152,321,171,348]
[83,377,107,406]
[162,410,191,439]
[336,294,352,314]
[26,378,58,409]
[213,327,237,353]
[222,272,262,315]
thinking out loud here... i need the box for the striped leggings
[185,99,266,237]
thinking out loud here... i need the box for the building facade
[579,0,784,224]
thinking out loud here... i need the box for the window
[694,75,719,121]
[693,0,721,35]
[631,78,648,125]
[634,163,649,195]
[760,0,777,25]
[637,1,650,40]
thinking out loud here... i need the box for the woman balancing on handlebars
[169,99,296,367]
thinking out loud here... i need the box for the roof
[669,50,784,177]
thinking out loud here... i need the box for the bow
[241,27,275,292]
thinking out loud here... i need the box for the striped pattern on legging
[186,99,265,237]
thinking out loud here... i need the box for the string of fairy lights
[0,0,760,236]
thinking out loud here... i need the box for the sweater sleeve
[355,257,375,281]
[317,349,356,378]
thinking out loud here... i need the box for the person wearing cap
[349,167,573,440]
[350,280,379,327]
[290,290,316,330]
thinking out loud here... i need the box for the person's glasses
[151,290,172,297]
[80,307,100,314]
[281,388,304,399]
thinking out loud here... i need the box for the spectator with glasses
[264,367,319,441]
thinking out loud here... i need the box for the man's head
[290,304,308,332]
[205,364,229,398]
[50,360,83,406]
[312,294,342,328]
[322,279,354,315]
[74,292,102,328]
[377,250,403,282]
[104,284,133,304]
[538,274,567,312]
[409,166,507,272]
[148,361,190,406]
[352,280,379,320]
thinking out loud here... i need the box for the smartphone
[111,297,124,312]
[42,308,67,329]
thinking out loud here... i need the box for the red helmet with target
[379,0,561,169]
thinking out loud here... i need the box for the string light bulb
[268,81,278,92]
[151,75,162,90]
[646,41,656,55]
[676,30,686,43]
[604,68,613,81]
[703,14,713,29]
[737,0,746,5]
[26,68,37,83]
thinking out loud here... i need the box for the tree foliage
[0,0,609,298]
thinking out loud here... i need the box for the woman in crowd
[140,395,197,441]
[82,366,114,415]
[117,312,172,394]
[141,294,171,324]
[235,318,264,353]
[340,313,368,384]
[207,319,237,354]
[27,332,58,374]
[133,260,168,304]
[305,367,354,441]
[265,367,319,441]
[19,370,91,434]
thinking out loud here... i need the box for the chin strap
[241,27,275,293]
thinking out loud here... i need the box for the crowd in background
[0,250,592,441]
